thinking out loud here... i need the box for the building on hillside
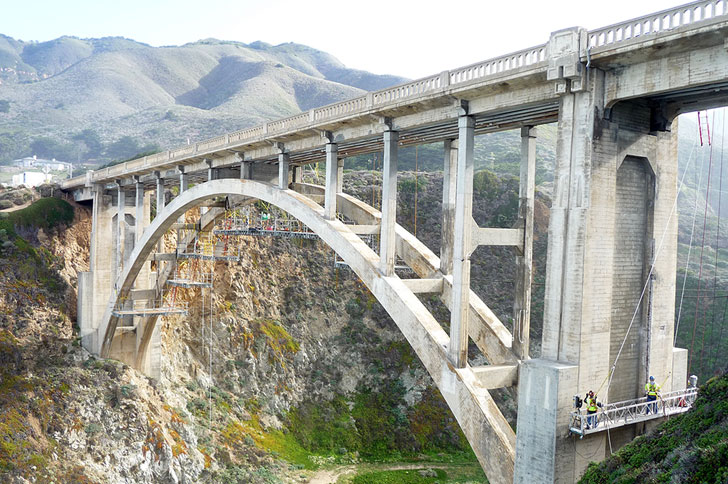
[13,155,72,172]
[11,171,52,187]
[11,155,73,179]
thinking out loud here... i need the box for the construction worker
[585,391,602,429]
[645,376,661,414]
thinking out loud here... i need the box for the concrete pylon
[513,127,536,360]
[440,139,457,276]
[379,130,398,276]
[449,115,475,368]
[324,143,338,220]
[515,62,684,482]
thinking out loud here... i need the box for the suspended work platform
[112,300,189,318]
[176,233,240,261]
[167,271,213,288]
[214,209,318,239]
[569,388,698,438]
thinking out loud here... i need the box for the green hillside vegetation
[579,372,728,484]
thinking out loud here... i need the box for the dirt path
[307,462,454,484]
[307,465,356,484]
[0,200,33,212]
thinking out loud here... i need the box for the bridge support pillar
[519,66,684,482]
[440,139,458,275]
[379,130,398,275]
[80,185,115,354]
[337,158,344,193]
[449,115,474,367]
[241,160,252,180]
[324,143,339,220]
[135,177,144,243]
[155,171,164,253]
[514,359,577,483]
[116,182,125,278]
[513,127,536,360]
[178,165,188,193]
[278,153,290,189]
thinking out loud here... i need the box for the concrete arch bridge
[61,1,728,482]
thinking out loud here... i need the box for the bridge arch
[97,178,516,484]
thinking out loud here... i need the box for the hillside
[0,35,406,165]
[578,372,728,484]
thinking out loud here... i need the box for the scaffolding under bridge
[569,388,698,438]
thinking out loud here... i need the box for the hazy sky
[4,0,685,79]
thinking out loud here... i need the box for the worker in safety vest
[645,376,661,414]
[585,390,601,429]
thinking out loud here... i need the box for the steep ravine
[0,170,546,483]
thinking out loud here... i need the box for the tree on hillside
[29,137,75,161]
[104,136,158,161]
[72,129,103,159]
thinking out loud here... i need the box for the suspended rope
[676,132,707,345]
[711,111,728,369]
[701,109,725,374]
[605,127,698,400]
[688,111,716,376]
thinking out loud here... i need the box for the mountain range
[0,35,407,164]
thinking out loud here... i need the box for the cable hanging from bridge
[688,111,717,376]
[675,126,708,345]
[603,119,701,405]
[700,109,726,375]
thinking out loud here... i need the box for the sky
[2,0,691,79]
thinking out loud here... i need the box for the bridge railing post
[379,130,398,276]
[449,115,474,368]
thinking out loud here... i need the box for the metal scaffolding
[177,232,240,261]
[214,206,317,239]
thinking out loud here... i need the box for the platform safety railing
[569,387,699,437]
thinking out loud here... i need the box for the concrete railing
[228,125,266,143]
[61,0,723,192]
[448,45,547,85]
[314,95,368,121]
[588,0,728,48]
[372,73,443,105]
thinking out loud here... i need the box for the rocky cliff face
[0,169,548,483]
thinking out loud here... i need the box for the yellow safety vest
[645,383,659,397]
[587,397,598,412]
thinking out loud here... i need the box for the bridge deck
[61,0,728,196]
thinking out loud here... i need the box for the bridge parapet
[449,45,547,85]
[588,0,727,50]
